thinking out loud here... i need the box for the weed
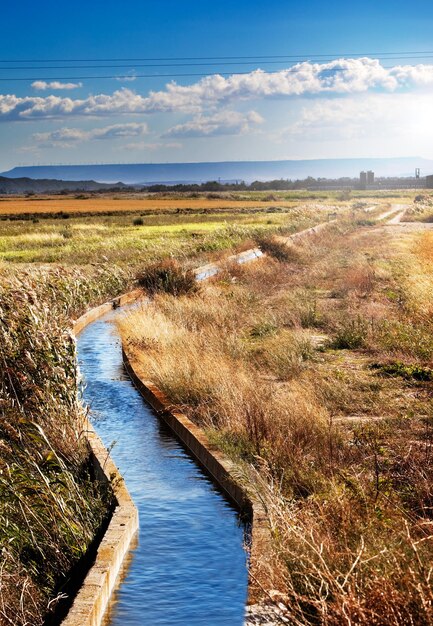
[137,259,199,296]
[331,316,371,349]
[0,271,113,625]
[256,235,303,263]
[371,361,433,381]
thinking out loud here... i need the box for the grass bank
[118,219,433,624]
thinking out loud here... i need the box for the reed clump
[0,267,125,626]
[137,259,198,296]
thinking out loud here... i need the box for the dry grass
[119,219,433,624]
[403,195,433,223]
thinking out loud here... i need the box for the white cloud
[31,81,83,91]
[280,93,433,145]
[163,110,264,138]
[115,71,137,83]
[2,58,433,122]
[33,122,148,147]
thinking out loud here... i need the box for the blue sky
[1,0,433,170]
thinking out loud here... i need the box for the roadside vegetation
[118,216,433,624]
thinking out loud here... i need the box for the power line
[0,63,426,82]
[1,50,431,83]
[1,54,433,71]
[1,50,433,63]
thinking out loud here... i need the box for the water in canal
[77,312,249,626]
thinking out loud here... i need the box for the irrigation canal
[77,310,249,625]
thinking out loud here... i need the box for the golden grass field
[0,196,299,216]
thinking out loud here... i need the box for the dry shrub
[228,256,296,297]
[265,478,433,626]
[250,329,314,380]
[341,261,375,295]
[256,235,304,264]
[137,259,198,296]
[267,289,321,329]
[418,232,433,263]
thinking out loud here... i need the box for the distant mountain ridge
[2,157,432,185]
[0,176,127,194]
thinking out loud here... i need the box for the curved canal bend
[77,310,249,626]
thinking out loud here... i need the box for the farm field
[0,188,420,218]
[0,195,301,217]
[0,198,338,264]
[1,194,429,625]
[0,197,344,624]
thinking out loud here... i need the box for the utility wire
[1,63,430,82]
[1,55,433,71]
[1,50,432,82]
[1,50,433,63]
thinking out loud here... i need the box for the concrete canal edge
[122,345,275,604]
[62,289,143,626]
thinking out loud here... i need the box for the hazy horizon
[3,156,431,185]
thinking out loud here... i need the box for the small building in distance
[359,170,375,189]
[426,175,433,189]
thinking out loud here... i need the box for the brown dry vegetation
[404,195,433,223]
[119,220,433,625]
[0,196,299,217]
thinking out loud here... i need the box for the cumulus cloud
[33,122,148,147]
[163,110,264,138]
[31,81,83,91]
[2,58,433,122]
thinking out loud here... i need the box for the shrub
[371,361,433,381]
[355,218,375,227]
[137,259,199,296]
[250,320,278,338]
[256,236,302,263]
[337,189,352,201]
[331,316,370,349]
[61,227,73,239]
